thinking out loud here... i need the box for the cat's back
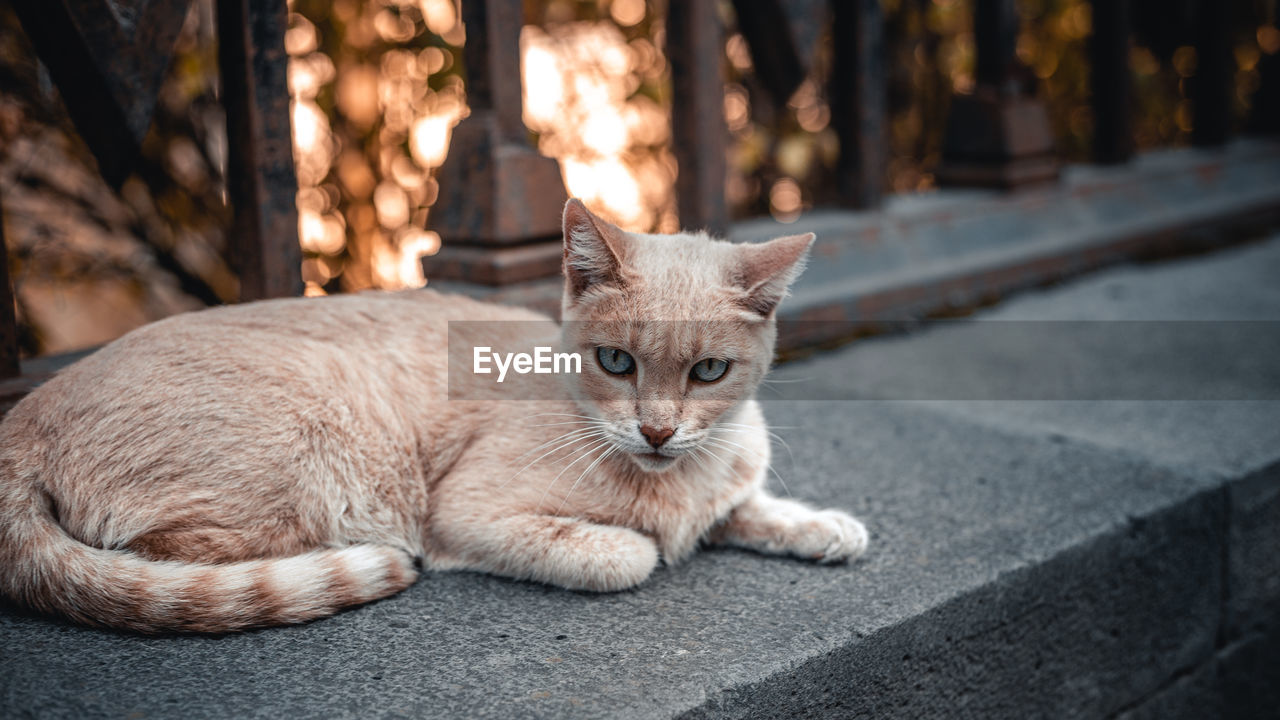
[0,289,550,548]
[0,288,548,480]
[104,287,545,353]
[14,288,545,400]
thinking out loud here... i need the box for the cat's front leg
[433,514,659,592]
[711,490,869,563]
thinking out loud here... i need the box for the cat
[0,199,868,633]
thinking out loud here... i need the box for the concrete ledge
[1227,463,1280,641]
[1114,620,1280,719]
[1,231,1278,717]
[775,139,1280,324]
[433,139,1280,352]
[685,486,1228,719]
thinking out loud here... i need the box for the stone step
[431,139,1280,356]
[2,237,1278,719]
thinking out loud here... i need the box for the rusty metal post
[828,0,885,208]
[424,0,569,285]
[667,0,728,235]
[1250,50,1280,135]
[10,0,192,188]
[0,196,20,379]
[460,0,524,145]
[728,0,808,106]
[974,0,1018,91]
[217,0,302,301]
[936,0,1058,187]
[1191,0,1231,147]
[1089,0,1133,164]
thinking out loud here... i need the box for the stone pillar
[424,0,569,286]
[936,0,1058,188]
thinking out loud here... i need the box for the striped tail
[0,490,418,633]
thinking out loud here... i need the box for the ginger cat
[0,200,868,632]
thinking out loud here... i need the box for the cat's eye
[597,347,636,375]
[690,358,730,383]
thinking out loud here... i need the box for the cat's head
[558,198,812,473]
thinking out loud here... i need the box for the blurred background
[0,0,1276,356]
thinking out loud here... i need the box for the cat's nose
[639,425,674,448]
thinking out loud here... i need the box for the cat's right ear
[563,198,627,299]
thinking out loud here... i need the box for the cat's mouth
[632,450,678,470]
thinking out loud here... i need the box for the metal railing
[424,0,1272,285]
[1,0,1274,383]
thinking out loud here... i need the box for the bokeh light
[5,0,1276,357]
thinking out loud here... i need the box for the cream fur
[0,199,868,632]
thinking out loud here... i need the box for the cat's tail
[0,484,418,633]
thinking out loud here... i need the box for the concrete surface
[2,235,1280,718]
[432,139,1280,353]
[777,139,1280,321]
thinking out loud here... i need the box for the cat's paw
[562,525,660,593]
[796,510,869,564]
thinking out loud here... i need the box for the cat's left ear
[735,232,815,316]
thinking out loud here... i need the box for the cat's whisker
[506,425,596,453]
[536,437,614,512]
[518,412,602,423]
[702,434,754,457]
[753,430,797,471]
[700,442,751,473]
[686,447,712,476]
[716,423,799,447]
[506,427,602,466]
[772,437,797,470]
[764,464,793,498]
[498,430,610,491]
[711,427,757,436]
[531,441,600,510]
[694,444,738,476]
[514,430,609,469]
[555,445,617,516]
[691,446,725,479]
[714,423,798,469]
[756,430,796,468]
[702,436,794,498]
[700,438,746,461]
[759,374,815,397]
[718,421,798,431]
